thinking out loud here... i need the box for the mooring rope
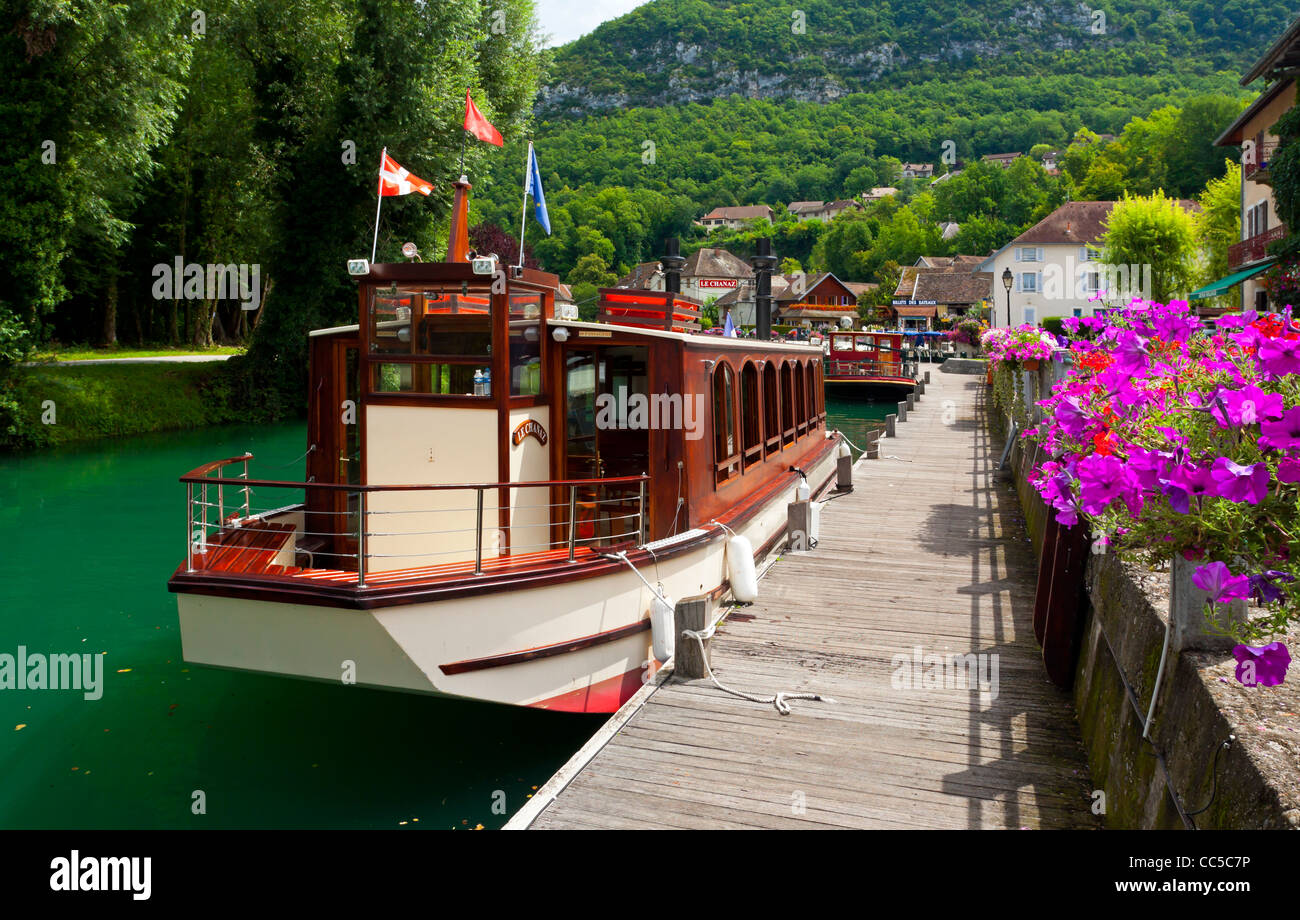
[680,625,834,716]
[601,545,835,717]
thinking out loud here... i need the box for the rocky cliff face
[538,0,1111,116]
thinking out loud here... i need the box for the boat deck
[511,370,1099,829]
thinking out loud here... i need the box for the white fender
[727,535,759,603]
[836,440,851,459]
[651,593,675,663]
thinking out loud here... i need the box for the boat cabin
[823,330,915,395]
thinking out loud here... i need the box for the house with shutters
[977,200,1198,327]
[901,163,935,179]
[891,260,992,329]
[787,200,863,222]
[697,205,774,230]
[1204,17,1300,312]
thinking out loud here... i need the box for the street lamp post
[1001,268,1013,328]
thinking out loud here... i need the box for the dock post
[916,379,925,396]
[1170,556,1248,653]
[836,452,853,490]
[925,371,931,384]
[906,393,916,411]
[885,413,897,437]
[787,500,812,552]
[674,597,711,680]
[865,430,881,458]
[897,401,907,422]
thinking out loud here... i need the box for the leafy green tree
[1194,161,1242,301]
[1101,192,1197,302]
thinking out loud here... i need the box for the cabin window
[794,362,807,435]
[877,337,893,353]
[369,284,492,358]
[372,362,482,395]
[763,361,781,454]
[780,362,796,445]
[741,362,761,466]
[832,334,854,352]
[713,362,741,484]
[854,337,873,352]
[509,292,544,396]
[806,362,818,423]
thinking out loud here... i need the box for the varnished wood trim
[438,620,650,675]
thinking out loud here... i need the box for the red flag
[378,151,433,197]
[464,91,503,147]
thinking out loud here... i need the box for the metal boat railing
[826,359,913,380]
[181,455,649,587]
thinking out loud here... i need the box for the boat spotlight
[552,327,570,343]
[401,242,421,261]
[470,253,498,276]
[347,258,370,276]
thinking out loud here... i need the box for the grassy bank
[1,362,248,450]
[27,344,243,363]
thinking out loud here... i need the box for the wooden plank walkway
[515,370,1099,829]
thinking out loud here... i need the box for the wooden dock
[509,370,1099,830]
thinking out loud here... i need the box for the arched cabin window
[781,361,796,446]
[794,361,807,436]
[713,362,741,485]
[806,361,819,425]
[763,361,780,454]
[741,361,762,467]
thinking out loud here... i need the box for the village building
[697,205,773,231]
[1204,18,1300,312]
[982,152,1022,169]
[978,200,1198,327]
[891,263,992,330]
[614,247,753,305]
[861,187,899,204]
[901,163,935,179]
[787,200,863,222]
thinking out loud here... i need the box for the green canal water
[0,395,890,829]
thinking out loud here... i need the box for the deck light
[347,259,370,276]
[552,327,570,342]
[401,242,421,261]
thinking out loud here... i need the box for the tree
[1193,161,1241,303]
[1101,192,1197,303]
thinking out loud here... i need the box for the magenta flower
[1077,454,1133,515]
[1055,396,1089,439]
[1211,385,1284,428]
[1259,407,1300,450]
[1278,457,1300,483]
[1249,571,1295,604]
[1232,642,1291,687]
[1257,336,1300,377]
[1163,463,1217,514]
[1192,561,1251,604]
[1209,458,1271,505]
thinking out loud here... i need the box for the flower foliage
[1027,298,1300,679]
[981,324,1056,367]
[947,317,987,347]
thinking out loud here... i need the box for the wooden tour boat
[823,330,917,398]
[168,178,850,713]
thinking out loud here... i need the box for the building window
[1247,201,1269,239]
[713,363,740,484]
[1019,273,1039,293]
[1015,247,1043,262]
[1024,307,1036,324]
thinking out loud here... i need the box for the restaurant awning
[1188,260,1275,302]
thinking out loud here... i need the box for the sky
[534,0,651,47]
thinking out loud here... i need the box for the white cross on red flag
[378,151,433,197]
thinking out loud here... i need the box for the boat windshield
[367,282,493,396]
